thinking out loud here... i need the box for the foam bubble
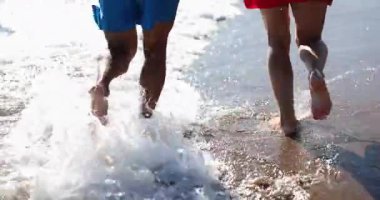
[1,71,224,199]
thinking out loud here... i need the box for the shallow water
[188,1,380,199]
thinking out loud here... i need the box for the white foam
[1,72,221,199]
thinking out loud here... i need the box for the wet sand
[188,1,380,199]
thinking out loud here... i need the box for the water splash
[0,72,225,199]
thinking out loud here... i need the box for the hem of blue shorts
[101,21,175,32]
[141,19,176,31]
[100,25,136,32]
[97,20,177,32]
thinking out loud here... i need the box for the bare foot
[309,70,332,120]
[269,116,299,137]
[89,84,109,124]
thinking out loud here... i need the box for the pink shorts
[244,0,332,9]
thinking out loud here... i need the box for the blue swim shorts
[92,0,180,32]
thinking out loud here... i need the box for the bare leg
[140,23,174,118]
[291,1,332,120]
[90,30,137,119]
[261,6,298,136]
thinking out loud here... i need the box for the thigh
[291,1,328,44]
[260,6,291,50]
[105,30,138,59]
[143,23,174,53]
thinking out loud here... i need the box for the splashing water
[1,72,224,199]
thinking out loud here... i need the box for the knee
[108,42,137,73]
[109,42,136,61]
[267,34,291,54]
[144,39,168,67]
[141,46,167,78]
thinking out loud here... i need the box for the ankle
[280,112,297,125]
[309,68,324,79]
[95,82,110,97]
[141,103,153,118]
